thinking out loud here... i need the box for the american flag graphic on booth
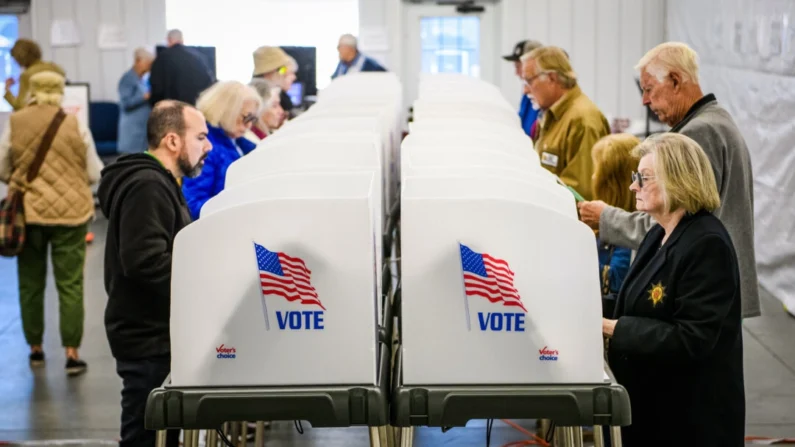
[459,243,527,312]
[254,243,326,310]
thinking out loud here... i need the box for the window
[165,0,359,90]
[0,15,19,113]
[420,16,480,77]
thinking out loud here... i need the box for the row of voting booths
[145,73,630,447]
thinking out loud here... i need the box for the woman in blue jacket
[589,134,640,316]
[182,80,262,219]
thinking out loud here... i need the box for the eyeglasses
[241,112,258,126]
[631,171,655,188]
[522,71,553,86]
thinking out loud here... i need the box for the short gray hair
[635,42,700,84]
[133,47,154,62]
[338,33,357,48]
[249,78,281,108]
[167,29,183,43]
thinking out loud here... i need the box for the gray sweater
[599,94,760,318]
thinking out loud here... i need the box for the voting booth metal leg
[593,426,605,447]
[254,421,265,447]
[572,427,584,447]
[610,426,623,447]
[398,427,414,447]
[155,430,166,447]
[238,422,248,447]
[207,428,218,447]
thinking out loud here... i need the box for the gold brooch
[648,282,666,307]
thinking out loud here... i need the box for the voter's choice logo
[253,243,326,331]
[216,344,236,359]
[538,346,560,361]
[459,242,527,332]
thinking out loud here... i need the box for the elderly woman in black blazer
[602,133,745,446]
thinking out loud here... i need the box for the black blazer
[607,210,745,447]
[149,44,215,106]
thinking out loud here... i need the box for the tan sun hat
[252,46,292,77]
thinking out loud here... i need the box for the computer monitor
[281,46,317,96]
[156,45,217,79]
[287,82,304,107]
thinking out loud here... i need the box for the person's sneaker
[29,351,45,367]
[65,358,87,376]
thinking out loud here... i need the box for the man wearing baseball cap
[503,39,543,138]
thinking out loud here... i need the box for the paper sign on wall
[98,24,127,50]
[358,26,390,52]
[62,84,90,127]
[50,19,81,47]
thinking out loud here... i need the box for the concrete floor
[0,216,793,446]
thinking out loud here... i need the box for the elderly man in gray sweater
[578,42,760,318]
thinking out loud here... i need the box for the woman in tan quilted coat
[0,70,102,376]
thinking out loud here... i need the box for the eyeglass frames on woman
[242,112,258,126]
[631,171,655,188]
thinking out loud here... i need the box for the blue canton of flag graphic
[459,243,526,312]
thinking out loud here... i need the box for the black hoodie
[98,153,192,360]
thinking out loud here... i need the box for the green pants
[17,223,87,348]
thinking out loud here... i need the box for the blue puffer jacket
[182,123,257,219]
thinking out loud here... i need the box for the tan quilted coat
[7,104,94,226]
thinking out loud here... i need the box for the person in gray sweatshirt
[578,42,760,319]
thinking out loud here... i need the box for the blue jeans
[116,355,180,447]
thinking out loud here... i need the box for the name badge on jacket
[541,151,559,168]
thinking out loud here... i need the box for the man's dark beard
[178,151,205,178]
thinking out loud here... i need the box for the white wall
[25,0,166,102]
[359,0,666,121]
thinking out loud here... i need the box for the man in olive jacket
[521,46,610,201]
[578,42,760,318]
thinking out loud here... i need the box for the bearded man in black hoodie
[98,100,211,447]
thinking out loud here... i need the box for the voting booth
[147,73,403,447]
[389,73,630,447]
[170,172,379,387]
[147,73,628,447]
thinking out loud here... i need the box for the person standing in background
[332,34,386,79]
[577,42,760,319]
[522,46,610,201]
[117,48,154,153]
[251,46,298,121]
[148,29,215,106]
[0,71,102,375]
[588,134,640,317]
[502,39,543,139]
[4,39,65,111]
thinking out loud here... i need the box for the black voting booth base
[144,199,631,436]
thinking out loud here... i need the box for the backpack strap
[26,109,67,183]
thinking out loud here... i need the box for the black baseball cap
[502,39,543,62]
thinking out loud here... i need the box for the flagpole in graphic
[254,242,270,331]
[458,241,471,331]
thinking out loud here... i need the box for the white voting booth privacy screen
[169,71,606,388]
[400,74,604,385]
[169,73,403,387]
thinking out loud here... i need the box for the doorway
[403,3,497,107]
